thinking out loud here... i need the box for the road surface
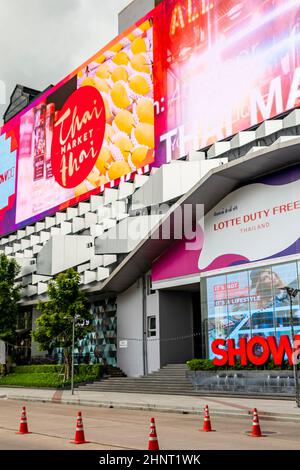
[0,399,300,450]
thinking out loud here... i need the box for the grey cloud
[0,0,131,124]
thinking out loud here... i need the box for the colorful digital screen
[0,16,154,235]
[154,0,300,164]
[206,261,300,359]
[0,0,300,236]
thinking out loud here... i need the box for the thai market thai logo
[51,86,106,188]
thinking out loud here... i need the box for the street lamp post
[281,287,300,408]
[71,316,75,396]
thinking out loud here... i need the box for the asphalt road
[0,399,300,450]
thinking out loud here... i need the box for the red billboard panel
[0,16,154,235]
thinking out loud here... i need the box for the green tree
[0,253,21,342]
[32,268,93,380]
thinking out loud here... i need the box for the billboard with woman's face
[206,261,300,360]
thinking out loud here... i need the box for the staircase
[104,365,126,378]
[78,363,198,396]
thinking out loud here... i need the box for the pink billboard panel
[154,0,300,164]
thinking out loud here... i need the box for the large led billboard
[0,16,154,235]
[0,0,300,237]
[154,0,300,163]
[206,260,300,360]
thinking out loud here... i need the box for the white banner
[199,180,300,270]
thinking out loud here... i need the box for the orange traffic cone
[250,408,262,437]
[70,411,90,444]
[16,406,32,434]
[201,405,214,432]
[148,417,159,450]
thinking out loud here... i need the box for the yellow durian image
[104,124,114,143]
[110,42,123,53]
[99,175,109,186]
[114,110,135,135]
[94,78,110,94]
[102,95,112,121]
[86,169,101,187]
[133,123,154,148]
[74,182,89,198]
[112,51,129,66]
[131,37,148,54]
[112,134,133,160]
[131,145,149,168]
[110,82,131,109]
[138,20,152,32]
[81,77,97,88]
[129,74,151,96]
[108,161,131,180]
[130,53,151,74]
[95,146,113,175]
[127,32,137,42]
[81,76,111,95]
[111,66,129,83]
[135,97,154,125]
[95,55,106,64]
[96,63,111,79]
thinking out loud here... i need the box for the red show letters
[211,335,300,366]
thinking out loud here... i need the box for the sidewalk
[1,387,300,422]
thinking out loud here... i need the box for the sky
[0,0,132,124]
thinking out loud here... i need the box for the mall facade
[1,0,300,376]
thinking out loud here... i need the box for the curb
[3,394,300,423]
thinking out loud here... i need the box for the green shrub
[186,359,294,371]
[14,365,62,374]
[0,373,102,388]
[75,364,103,378]
[0,364,104,388]
[186,359,217,371]
[13,364,104,376]
[0,364,7,376]
[0,373,65,388]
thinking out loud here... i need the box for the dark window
[147,316,156,337]
[146,274,155,295]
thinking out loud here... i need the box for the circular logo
[51,86,106,188]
